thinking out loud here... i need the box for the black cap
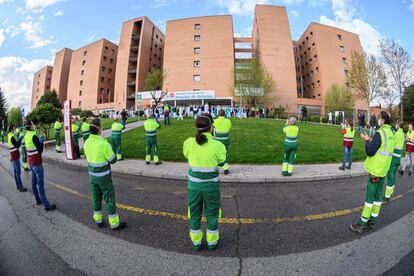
[90,118,101,128]
[25,120,32,127]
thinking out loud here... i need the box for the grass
[46,117,139,140]
[120,118,367,165]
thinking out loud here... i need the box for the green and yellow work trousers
[54,129,61,152]
[385,160,400,200]
[359,176,384,225]
[282,142,297,174]
[145,136,159,163]
[111,134,122,160]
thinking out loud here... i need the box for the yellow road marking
[47,180,414,224]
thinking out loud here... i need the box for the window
[342,57,348,64]
[310,31,313,36]
[82,60,86,66]
[100,88,104,93]
[337,34,342,40]
[81,70,84,76]
[80,80,83,86]
[46,85,50,90]
[194,47,200,54]
[103,56,107,61]
[317,80,320,87]
[193,60,200,68]
[111,49,115,55]
[312,42,315,46]
[340,46,345,52]
[194,35,200,41]
[101,66,106,72]
[110,58,114,64]
[344,70,349,77]
[105,46,109,51]
[160,38,163,43]
[316,67,319,74]
[79,91,82,96]
[109,68,113,73]
[108,78,112,84]
[100,77,105,82]
[193,75,200,82]
[306,36,309,40]
[78,101,82,107]
[193,89,200,91]
[156,34,159,39]
[194,24,200,30]
[84,51,87,56]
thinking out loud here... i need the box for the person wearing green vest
[16,127,30,171]
[350,111,394,234]
[84,119,126,230]
[24,120,56,211]
[144,114,161,165]
[71,121,80,159]
[282,117,299,176]
[183,113,226,251]
[339,121,355,170]
[214,109,232,175]
[384,121,405,201]
[111,119,125,161]
[53,119,63,153]
[7,125,28,192]
[81,118,91,143]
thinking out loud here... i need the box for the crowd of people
[3,106,414,251]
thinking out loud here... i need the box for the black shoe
[24,168,30,172]
[350,223,366,234]
[36,200,42,205]
[339,166,345,171]
[112,222,127,231]
[96,222,104,228]
[281,171,287,176]
[118,158,124,161]
[45,204,57,211]
[192,244,202,252]
[208,242,220,251]
[145,161,150,165]
[346,166,351,170]
[224,170,229,175]
[19,187,28,192]
[399,170,404,176]
[155,161,162,165]
[409,171,412,176]
[286,173,292,177]
[367,221,375,229]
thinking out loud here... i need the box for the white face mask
[378,119,384,127]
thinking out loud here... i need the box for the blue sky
[1,0,414,111]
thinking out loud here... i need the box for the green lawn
[120,118,367,165]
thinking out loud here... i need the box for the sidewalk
[44,149,366,183]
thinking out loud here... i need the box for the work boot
[399,170,404,176]
[112,222,127,231]
[286,173,292,177]
[96,221,104,228]
[409,171,412,176]
[224,170,229,175]
[349,224,366,234]
[155,161,162,165]
[145,161,150,165]
[192,243,202,252]
[208,241,220,251]
[345,166,351,170]
[338,166,345,171]
[367,221,375,229]
[45,204,57,211]
[19,187,28,192]
[36,200,42,205]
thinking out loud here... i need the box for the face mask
[378,119,383,127]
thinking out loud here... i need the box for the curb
[43,154,368,183]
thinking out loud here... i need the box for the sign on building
[136,90,215,101]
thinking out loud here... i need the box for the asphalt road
[1,148,414,274]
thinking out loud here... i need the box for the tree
[402,84,414,123]
[144,68,168,107]
[36,89,61,109]
[380,38,413,120]
[232,60,276,107]
[382,89,399,113]
[7,107,23,128]
[71,108,82,116]
[347,51,388,117]
[0,87,7,122]
[80,110,94,118]
[26,103,62,140]
[325,84,355,117]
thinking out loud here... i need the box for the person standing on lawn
[163,104,171,126]
[120,109,127,128]
[339,121,355,170]
[282,117,299,176]
[350,111,394,234]
[84,119,127,230]
[71,121,80,159]
[183,113,226,251]
[53,119,62,153]
[369,112,378,138]
[399,123,414,176]
[384,121,405,201]
[144,114,161,165]
[81,118,90,143]
[214,109,232,175]
[7,125,28,192]
[111,119,125,161]
[24,120,57,211]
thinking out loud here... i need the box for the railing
[132,34,140,40]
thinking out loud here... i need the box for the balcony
[127,81,136,87]
[132,34,140,40]
[235,52,256,60]
[129,56,138,62]
[131,45,139,51]
[128,69,137,74]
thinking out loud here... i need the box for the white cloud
[153,0,169,7]
[215,0,270,15]
[409,0,414,12]
[0,56,51,111]
[20,16,54,48]
[25,0,64,10]
[289,10,300,17]
[0,29,5,47]
[0,0,14,4]
[54,10,64,16]
[319,0,382,54]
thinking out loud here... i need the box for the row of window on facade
[83,46,116,57]
[295,32,343,51]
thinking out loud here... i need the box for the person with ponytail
[339,120,355,170]
[183,113,226,251]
